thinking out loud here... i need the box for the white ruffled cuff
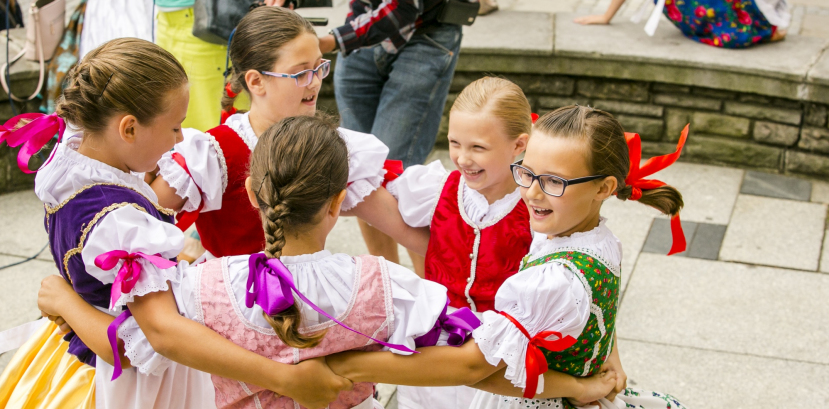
[111,262,179,310]
[117,315,172,376]
[472,311,531,390]
[342,176,384,212]
[157,152,202,213]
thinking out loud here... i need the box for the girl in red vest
[327,106,690,409]
[146,6,423,260]
[387,77,534,409]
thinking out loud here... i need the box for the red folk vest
[424,171,533,312]
[194,125,265,257]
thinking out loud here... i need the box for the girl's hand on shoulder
[288,357,353,409]
[37,275,77,318]
[568,370,617,407]
[574,14,611,25]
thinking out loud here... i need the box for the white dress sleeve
[156,128,225,213]
[338,128,389,211]
[385,261,450,355]
[472,263,590,392]
[385,160,448,228]
[81,205,185,310]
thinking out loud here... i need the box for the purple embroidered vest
[44,184,175,366]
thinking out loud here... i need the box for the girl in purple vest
[327,106,690,409]
[386,77,534,409]
[0,39,349,409]
[36,115,486,408]
[145,6,423,261]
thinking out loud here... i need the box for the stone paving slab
[618,338,829,409]
[601,199,658,296]
[812,181,829,204]
[0,190,50,261]
[618,253,829,364]
[554,13,827,81]
[821,232,829,274]
[740,170,813,202]
[461,11,553,55]
[651,162,743,225]
[641,218,698,257]
[720,195,826,271]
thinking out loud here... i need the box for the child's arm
[574,0,627,25]
[348,188,430,256]
[150,176,188,212]
[600,333,627,401]
[37,275,130,368]
[328,341,503,386]
[471,366,618,403]
[151,129,225,213]
[128,288,352,409]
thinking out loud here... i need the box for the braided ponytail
[248,115,348,349]
[534,106,684,217]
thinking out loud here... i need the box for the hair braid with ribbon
[535,105,688,255]
[249,115,348,348]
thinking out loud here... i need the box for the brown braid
[248,114,348,349]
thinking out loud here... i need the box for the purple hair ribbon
[247,253,417,354]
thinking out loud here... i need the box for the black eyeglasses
[510,160,608,197]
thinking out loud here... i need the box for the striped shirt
[332,0,469,55]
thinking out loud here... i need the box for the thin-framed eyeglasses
[260,59,331,87]
[510,160,608,197]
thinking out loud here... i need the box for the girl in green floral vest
[327,106,690,409]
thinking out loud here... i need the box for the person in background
[312,0,467,274]
[79,0,153,59]
[155,0,249,131]
[576,0,789,48]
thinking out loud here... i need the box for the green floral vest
[519,250,620,377]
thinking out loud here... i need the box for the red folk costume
[156,112,391,260]
[425,171,532,312]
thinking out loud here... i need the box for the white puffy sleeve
[115,262,201,376]
[385,160,448,228]
[472,263,590,392]
[339,128,389,211]
[81,205,185,310]
[385,261,449,355]
[156,128,225,213]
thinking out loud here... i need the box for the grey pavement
[1,154,828,408]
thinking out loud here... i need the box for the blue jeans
[334,24,462,168]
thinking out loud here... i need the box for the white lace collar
[34,135,158,206]
[224,112,258,153]
[281,249,339,265]
[528,217,623,274]
[459,179,522,226]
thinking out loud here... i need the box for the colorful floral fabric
[660,0,776,48]
[520,250,620,377]
[40,0,87,114]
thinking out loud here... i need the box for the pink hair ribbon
[624,124,689,255]
[498,311,577,399]
[247,253,417,354]
[0,113,66,174]
[94,250,177,380]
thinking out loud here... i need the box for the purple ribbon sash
[107,310,133,381]
[414,300,481,348]
[247,253,417,354]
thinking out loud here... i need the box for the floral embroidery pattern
[660,0,776,48]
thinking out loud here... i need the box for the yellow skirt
[156,8,250,132]
[0,321,95,409]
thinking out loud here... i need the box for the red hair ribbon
[224,83,238,99]
[171,152,204,231]
[381,159,403,188]
[220,107,238,125]
[0,113,65,174]
[531,113,539,124]
[624,124,689,255]
[498,311,577,399]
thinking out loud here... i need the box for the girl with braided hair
[147,6,425,262]
[0,39,351,409]
[37,115,484,408]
